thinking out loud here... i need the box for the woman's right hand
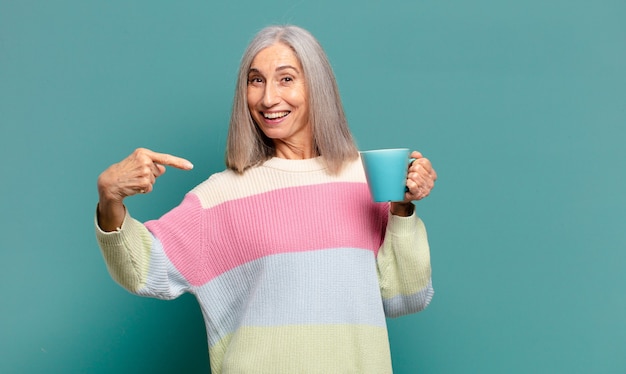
[96,148,193,231]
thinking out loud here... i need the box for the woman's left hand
[390,151,437,216]
[404,151,437,202]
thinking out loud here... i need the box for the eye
[247,76,264,86]
[280,76,295,85]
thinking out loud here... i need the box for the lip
[261,111,290,125]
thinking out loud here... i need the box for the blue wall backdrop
[1,0,625,373]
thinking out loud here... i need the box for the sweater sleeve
[94,198,198,300]
[376,211,434,318]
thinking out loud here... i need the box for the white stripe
[191,158,366,209]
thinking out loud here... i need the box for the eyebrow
[248,65,300,75]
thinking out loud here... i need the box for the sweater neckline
[261,156,327,172]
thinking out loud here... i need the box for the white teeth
[263,111,289,119]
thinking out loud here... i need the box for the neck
[273,140,317,160]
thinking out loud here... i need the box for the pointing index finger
[148,150,194,170]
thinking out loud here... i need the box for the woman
[96,25,437,373]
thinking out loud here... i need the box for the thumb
[155,163,167,177]
[410,150,423,159]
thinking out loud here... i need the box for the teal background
[1,0,625,372]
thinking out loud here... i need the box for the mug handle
[404,157,417,192]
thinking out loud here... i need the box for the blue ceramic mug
[360,148,413,202]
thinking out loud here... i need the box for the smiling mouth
[263,111,290,119]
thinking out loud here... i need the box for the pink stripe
[148,182,389,286]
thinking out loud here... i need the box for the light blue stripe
[382,280,434,318]
[137,235,189,300]
[194,248,387,346]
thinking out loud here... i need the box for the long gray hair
[226,25,358,174]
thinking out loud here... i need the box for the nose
[262,81,280,108]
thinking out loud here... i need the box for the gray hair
[225,25,358,174]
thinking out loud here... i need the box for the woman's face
[247,43,312,154]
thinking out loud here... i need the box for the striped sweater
[95,156,434,373]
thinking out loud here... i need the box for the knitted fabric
[95,156,434,373]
